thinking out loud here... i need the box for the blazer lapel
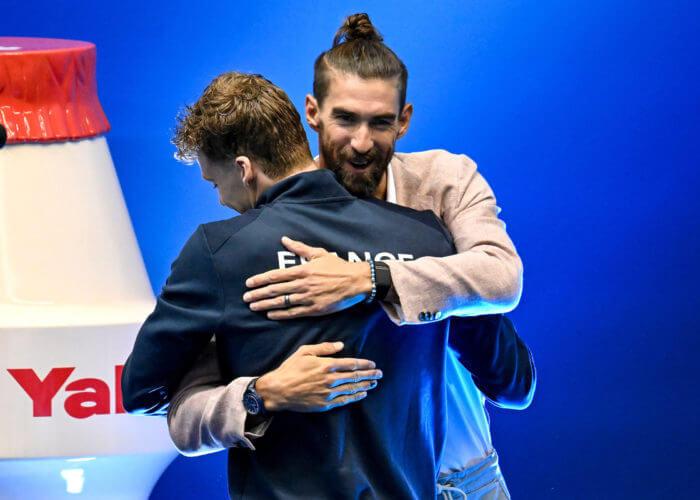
[390,155,439,216]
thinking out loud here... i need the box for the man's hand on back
[256,341,382,412]
[244,236,372,320]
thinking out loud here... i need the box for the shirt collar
[385,162,397,203]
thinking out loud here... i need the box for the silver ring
[284,294,291,308]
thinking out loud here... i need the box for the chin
[228,201,249,213]
[340,168,382,198]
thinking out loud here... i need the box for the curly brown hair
[313,13,408,111]
[173,72,312,179]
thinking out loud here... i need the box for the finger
[329,369,383,387]
[281,236,328,260]
[296,341,344,357]
[325,391,368,410]
[329,358,378,372]
[246,266,306,289]
[250,293,311,312]
[329,380,378,398]
[244,281,307,303]
[266,305,320,320]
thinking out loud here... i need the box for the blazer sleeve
[384,154,523,324]
[167,342,272,456]
[121,226,225,415]
[448,314,535,409]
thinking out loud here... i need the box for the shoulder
[199,208,265,254]
[363,198,454,248]
[165,216,267,294]
[392,149,478,179]
[390,150,485,209]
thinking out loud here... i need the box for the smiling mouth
[347,159,372,170]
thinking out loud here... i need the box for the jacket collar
[389,154,422,207]
[255,169,354,208]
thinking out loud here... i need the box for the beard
[320,132,394,198]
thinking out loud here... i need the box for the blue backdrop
[6,1,699,498]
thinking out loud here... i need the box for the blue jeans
[436,451,511,500]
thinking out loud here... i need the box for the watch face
[244,392,261,415]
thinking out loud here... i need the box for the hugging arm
[244,154,523,324]
[384,156,522,323]
[167,341,382,456]
[449,315,535,410]
[121,226,224,416]
[167,341,270,455]
[166,153,529,452]
[166,313,534,456]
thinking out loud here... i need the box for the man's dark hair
[313,13,408,111]
[173,72,312,179]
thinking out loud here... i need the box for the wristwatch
[242,377,266,416]
[374,261,393,301]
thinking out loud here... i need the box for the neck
[316,146,327,170]
[253,160,320,202]
[373,171,388,200]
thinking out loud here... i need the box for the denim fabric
[436,451,511,500]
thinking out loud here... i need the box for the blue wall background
[6,1,699,498]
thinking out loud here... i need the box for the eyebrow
[331,108,356,117]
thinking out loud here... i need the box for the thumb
[299,341,344,357]
[282,236,328,260]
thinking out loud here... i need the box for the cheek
[373,133,397,152]
[324,126,351,147]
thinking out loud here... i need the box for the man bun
[333,13,383,46]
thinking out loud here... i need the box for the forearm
[385,243,522,321]
[167,341,380,455]
[167,341,271,455]
[121,334,212,415]
[121,312,218,415]
[168,376,270,456]
[122,226,225,414]
[449,315,535,409]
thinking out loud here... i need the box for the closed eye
[371,119,394,129]
[335,113,355,124]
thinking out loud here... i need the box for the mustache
[341,149,377,164]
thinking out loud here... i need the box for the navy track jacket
[124,169,468,498]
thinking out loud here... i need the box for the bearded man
[161,13,533,500]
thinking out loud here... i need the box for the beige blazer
[385,149,522,323]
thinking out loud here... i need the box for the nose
[350,124,373,155]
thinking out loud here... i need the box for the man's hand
[243,236,372,320]
[255,342,382,412]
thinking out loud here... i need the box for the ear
[305,94,321,132]
[235,156,255,186]
[396,102,413,140]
